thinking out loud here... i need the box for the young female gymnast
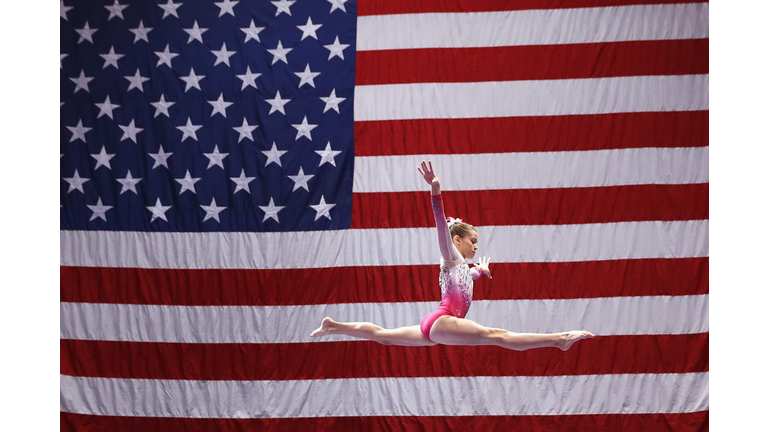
[310,161,594,351]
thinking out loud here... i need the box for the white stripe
[354,147,708,193]
[61,220,708,269]
[60,295,709,343]
[61,372,709,418]
[354,75,708,121]
[357,4,709,50]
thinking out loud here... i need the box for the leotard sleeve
[470,267,483,280]
[431,194,463,263]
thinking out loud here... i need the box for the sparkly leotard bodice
[438,256,473,318]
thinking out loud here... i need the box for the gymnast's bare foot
[557,331,595,351]
[310,317,336,338]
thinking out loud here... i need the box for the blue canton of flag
[60,0,355,232]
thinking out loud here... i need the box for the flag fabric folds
[60,0,709,431]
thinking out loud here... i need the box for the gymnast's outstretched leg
[428,316,594,351]
[311,317,437,347]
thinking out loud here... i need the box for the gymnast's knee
[374,330,394,345]
[483,327,507,339]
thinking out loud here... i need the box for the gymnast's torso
[437,250,474,318]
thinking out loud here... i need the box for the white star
[149,145,173,169]
[320,89,346,113]
[105,0,129,20]
[124,69,150,92]
[184,20,207,44]
[147,198,172,223]
[177,117,202,142]
[116,170,142,194]
[75,21,98,44]
[180,68,205,92]
[230,169,256,194]
[63,169,89,193]
[69,70,94,93]
[297,17,322,40]
[212,42,236,67]
[327,0,348,13]
[91,146,116,170]
[259,197,285,223]
[315,142,342,167]
[100,46,124,69]
[236,66,261,90]
[267,41,292,65]
[294,64,320,88]
[287,167,314,192]
[151,94,175,118]
[233,118,258,142]
[241,20,265,43]
[61,1,73,20]
[324,36,349,60]
[261,142,287,167]
[201,197,226,222]
[175,170,201,194]
[119,119,143,143]
[208,93,233,118]
[291,116,318,141]
[158,0,182,19]
[154,44,179,68]
[203,145,228,169]
[310,195,336,221]
[87,198,113,222]
[272,0,295,16]
[129,20,153,43]
[67,120,92,143]
[265,90,290,115]
[214,0,238,17]
[60,53,67,69]
[95,95,120,119]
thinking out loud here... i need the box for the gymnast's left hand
[475,256,492,279]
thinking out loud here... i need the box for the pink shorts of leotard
[419,306,457,342]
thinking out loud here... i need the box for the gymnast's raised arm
[418,160,462,263]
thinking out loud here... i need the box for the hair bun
[447,217,463,228]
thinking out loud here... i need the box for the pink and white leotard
[419,194,483,341]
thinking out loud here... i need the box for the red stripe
[354,111,708,156]
[62,410,709,432]
[357,40,708,85]
[352,184,709,229]
[61,333,707,380]
[60,257,708,306]
[358,0,708,15]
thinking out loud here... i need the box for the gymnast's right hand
[418,160,440,188]
[475,256,492,279]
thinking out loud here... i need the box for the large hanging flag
[61,0,709,430]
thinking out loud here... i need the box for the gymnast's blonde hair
[447,218,476,239]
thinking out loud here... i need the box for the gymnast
[310,161,594,351]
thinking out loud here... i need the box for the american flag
[60,0,709,430]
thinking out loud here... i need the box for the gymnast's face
[453,230,479,260]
